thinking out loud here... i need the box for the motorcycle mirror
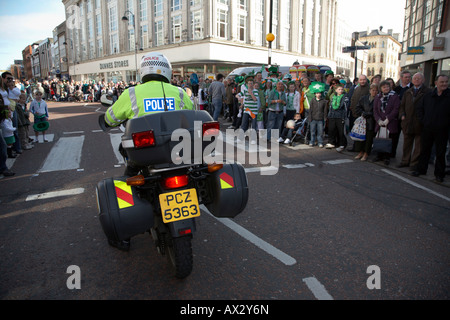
[100,94,114,108]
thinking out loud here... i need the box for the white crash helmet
[140,52,172,83]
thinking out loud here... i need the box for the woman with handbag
[353,84,379,161]
[373,81,400,165]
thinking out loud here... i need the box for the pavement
[216,115,450,188]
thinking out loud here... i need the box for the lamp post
[122,10,139,82]
[266,0,274,66]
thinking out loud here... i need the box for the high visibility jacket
[105,81,194,127]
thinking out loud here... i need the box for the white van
[227,66,291,79]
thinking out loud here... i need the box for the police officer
[104,52,194,128]
[101,53,194,251]
[103,52,195,175]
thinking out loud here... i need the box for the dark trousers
[328,118,345,147]
[417,128,449,179]
[355,130,375,155]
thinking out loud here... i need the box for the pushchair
[289,117,309,146]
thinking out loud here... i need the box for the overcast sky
[0,0,406,71]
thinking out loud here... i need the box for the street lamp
[122,11,139,82]
[267,0,274,66]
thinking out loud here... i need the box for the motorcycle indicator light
[163,175,189,189]
[132,131,155,148]
[126,175,146,186]
[207,163,223,173]
[202,122,220,137]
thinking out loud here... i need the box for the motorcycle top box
[121,110,216,168]
[96,176,154,242]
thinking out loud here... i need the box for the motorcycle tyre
[167,235,193,279]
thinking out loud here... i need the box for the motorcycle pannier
[121,110,214,168]
[205,163,249,218]
[96,176,154,242]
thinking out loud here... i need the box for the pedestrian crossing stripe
[114,180,134,209]
[220,172,234,189]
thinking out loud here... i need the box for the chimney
[388,29,393,36]
[379,26,383,32]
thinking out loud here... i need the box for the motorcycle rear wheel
[167,235,193,279]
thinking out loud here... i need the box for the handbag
[372,127,392,154]
[349,116,366,141]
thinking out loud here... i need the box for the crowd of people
[1,67,449,183]
[198,67,450,183]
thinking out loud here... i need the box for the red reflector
[132,131,155,148]
[179,228,192,236]
[163,175,189,189]
[202,122,220,137]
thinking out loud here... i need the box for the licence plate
[159,188,200,223]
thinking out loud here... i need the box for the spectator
[208,73,226,121]
[326,84,348,152]
[30,90,49,143]
[373,80,400,165]
[413,75,450,183]
[397,72,431,170]
[0,106,17,158]
[285,82,300,120]
[278,112,302,145]
[308,82,327,148]
[349,74,370,151]
[237,76,260,145]
[354,84,379,161]
[266,81,287,141]
[16,93,33,150]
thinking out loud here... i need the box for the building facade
[22,45,34,80]
[360,28,402,81]
[399,0,449,86]
[62,0,338,83]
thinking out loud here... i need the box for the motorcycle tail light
[202,122,220,137]
[163,175,189,189]
[132,131,155,148]
[179,228,192,236]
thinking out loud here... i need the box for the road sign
[342,45,371,53]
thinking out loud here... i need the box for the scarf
[331,94,343,110]
[380,91,396,113]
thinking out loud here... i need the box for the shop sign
[433,37,445,51]
[100,60,130,70]
[407,47,425,55]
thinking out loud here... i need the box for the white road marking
[33,134,55,143]
[382,169,450,202]
[302,277,334,300]
[283,164,307,169]
[322,159,354,165]
[63,131,84,134]
[26,187,85,201]
[109,133,125,165]
[244,166,279,174]
[38,136,85,173]
[201,205,297,266]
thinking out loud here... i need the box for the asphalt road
[0,100,449,301]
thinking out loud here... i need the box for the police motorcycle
[96,55,248,279]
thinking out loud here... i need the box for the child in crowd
[0,107,17,158]
[278,112,302,145]
[30,90,49,143]
[309,83,327,147]
[17,93,33,150]
[326,85,348,152]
